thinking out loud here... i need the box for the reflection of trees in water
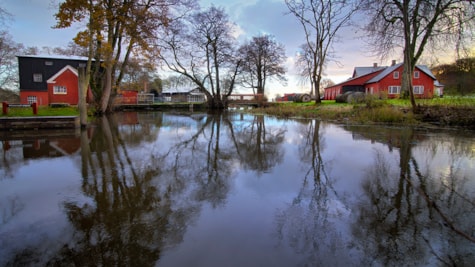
[354,128,475,266]
[45,115,182,266]
[3,112,288,265]
[155,112,286,207]
[155,113,233,208]
[275,120,356,266]
[230,114,285,175]
[117,112,163,145]
[1,141,25,179]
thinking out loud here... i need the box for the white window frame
[413,85,424,94]
[393,71,399,79]
[33,73,43,82]
[53,85,67,94]
[27,96,37,104]
[388,86,401,94]
[414,71,420,79]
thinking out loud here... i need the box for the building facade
[324,62,442,100]
[18,55,92,105]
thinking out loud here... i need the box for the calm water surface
[1,111,474,266]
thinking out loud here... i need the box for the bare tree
[362,0,475,111]
[158,6,241,109]
[0,31,21,90]
[238,35,287,96]
[286,0,358,104]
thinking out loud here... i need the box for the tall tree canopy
[54,0,196,115]
[158,6,241,109]
[238,35,287,96]
[432,57,475,95]
[285,0,358,104]
[0,31,21,90]
[362,0,475,110]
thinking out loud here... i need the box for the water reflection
[1,129,81,179]
[275,120,356,266]
[0,112,474,266]
[350,126,475,266]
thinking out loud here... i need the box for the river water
[1,111,474,266]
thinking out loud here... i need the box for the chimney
[373,63,378,67]
[391,60,396,66]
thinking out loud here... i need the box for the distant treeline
[432,57,475,96]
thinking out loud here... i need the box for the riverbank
[248,98,475,130]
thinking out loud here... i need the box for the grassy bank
[0,106,79,117]
[249,96,475,128]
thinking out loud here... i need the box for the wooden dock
[0,116,80,130]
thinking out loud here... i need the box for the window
[45,61,53,66]
[388,86,400,94]
[27,96,37,104]
[413,85,424,94]
[53,85,67,94]
[414,71,420,79]
[393,71,399,79]
[33,73,42,82]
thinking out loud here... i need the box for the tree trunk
[78,67,88,127]
[99,66,112,114]
[402,47,417,112]
[207,96,227,109]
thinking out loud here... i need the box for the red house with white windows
[17,55,93,106]
[324,61,443,100]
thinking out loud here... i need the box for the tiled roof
[353,66,386,77]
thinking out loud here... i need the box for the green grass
[252,96,475,126]
[0,106,79,117]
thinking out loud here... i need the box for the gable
[47,65,78,84]
[325,68,385,90]
[366,63,435,84]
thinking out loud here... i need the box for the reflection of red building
[22,138,81,158]
[118,112,139,125]
[324,62,443,100]
[1,128,94,160]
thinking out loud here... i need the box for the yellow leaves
[53,0,89,28]
[73,31,91,47]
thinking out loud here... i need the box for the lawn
[251,96,475,127]
[0,105,79,117]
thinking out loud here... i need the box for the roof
[17,54,92,61]
[325,68,385,89]
[162,86,202,94]
[353,66,386,77]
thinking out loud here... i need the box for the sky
[2,0,401,97]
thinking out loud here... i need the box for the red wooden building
[324,62,443,100]
[18,55,93,106]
